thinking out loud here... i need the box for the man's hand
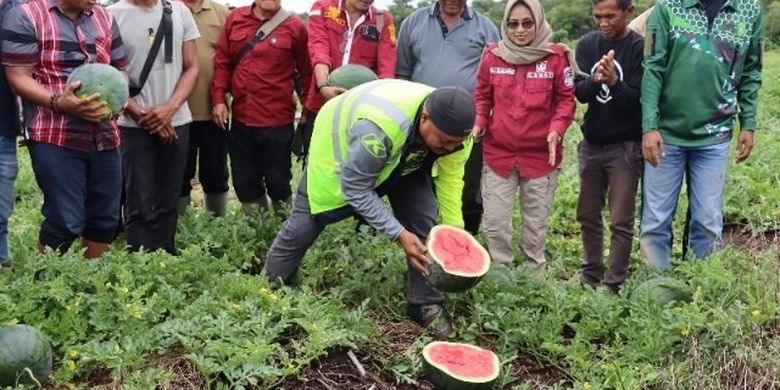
[320,85,347,101]
[547,131,561,166]
[56,81,109,122]
[212,103,229,129]
[736,130,755,164]
[642,130,665,167]
[398,229,431,277]
[149,123,177,143]
[140,102,177,130]
[595,50,617,86]
[125,98,147,123]
[471,125,484,142]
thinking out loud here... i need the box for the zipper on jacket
[727,44,740,77]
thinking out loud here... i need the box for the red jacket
[211,7,311,127]
[304,0,396,113]
[474,43,576,179]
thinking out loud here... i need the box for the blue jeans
[28,142,122,252]
[0,135,18,264]
[639,142,730,269]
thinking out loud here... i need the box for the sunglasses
[506,19,535,30]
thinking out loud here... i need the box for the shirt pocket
[523,77,553,110]
[490,73,515,103]
[228,30,249,58]
[205,22,223,49]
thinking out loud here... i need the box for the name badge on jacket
[361,25,380,41]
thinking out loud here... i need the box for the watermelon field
[2,51,780,389]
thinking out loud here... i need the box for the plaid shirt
[1,0,128,152]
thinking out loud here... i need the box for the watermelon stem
[22,367,42,387]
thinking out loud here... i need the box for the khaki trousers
[481,165,559,269]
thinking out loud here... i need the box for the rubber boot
[241,195,270,215]
[271,197,291,217]
[82,238,109,259]
[177,195,191,215]
[205,192,228,217]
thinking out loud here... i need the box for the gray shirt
[109,0,200,128]
[395,4,499,93]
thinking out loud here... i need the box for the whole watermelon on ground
[0,324,53,387]
[327,64,378,90]
[423,341,500,389]
[631,276,693,307]
[426,225,491,293]
[66,63,129,121]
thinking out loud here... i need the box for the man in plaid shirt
[1,0,128,258]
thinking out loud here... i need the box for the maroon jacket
[211,7,311,127]
[474,43,576,179]
[304,0,396,113]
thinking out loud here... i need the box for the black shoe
[408,304,454,339]
[0,261,10,268]
[579,273,601,289]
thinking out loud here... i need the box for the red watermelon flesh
[426,342,496,378]
[430,228,486,274]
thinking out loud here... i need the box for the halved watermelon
[0,324,53,387]
[426,225,490,292]
[422,341,500,389]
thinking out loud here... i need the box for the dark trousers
[181,120,228,196]
[263,169,444,306]
[28,142,122,251]
[229,121,294,202]
[576,140,642,287]
[121,125,190,254]
[462,141,483,234]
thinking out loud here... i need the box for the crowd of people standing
[0,0,764,335]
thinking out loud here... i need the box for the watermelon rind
[426,225,490,293]
[327,64,378,90]
[66,63,129,121]
[422,341,500,390]
[0,324,53,387]
[631,276,692,307]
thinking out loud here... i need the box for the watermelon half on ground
[423,341,500,389]
[426,225,490,292]
[0,324,53,387]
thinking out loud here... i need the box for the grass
[1,52,780,389]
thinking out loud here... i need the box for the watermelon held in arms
[631,276,693,307]
[327,64,378,90]
[0,324,53,387]
[423,341,500,389]
[426,225,490,293]
[66,63,129,121]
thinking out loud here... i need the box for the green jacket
[641,0,763,147]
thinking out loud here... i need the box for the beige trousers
[481,166,559,269]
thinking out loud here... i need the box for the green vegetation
[1,51,779,390]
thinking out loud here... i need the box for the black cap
[424,86,475,137]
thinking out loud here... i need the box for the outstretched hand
[398,229,431,277]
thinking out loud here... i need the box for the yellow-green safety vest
[306,79,472,227]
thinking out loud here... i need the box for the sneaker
[408,304,454,340]
[579,273,601,289]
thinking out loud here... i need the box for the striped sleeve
[1,6,38,67]
[109,18,128,70]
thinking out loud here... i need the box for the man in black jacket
[574,0,644,292]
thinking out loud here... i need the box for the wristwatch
[316,80,331,92]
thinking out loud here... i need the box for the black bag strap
[231,9,292,69]
[129,0,173,97]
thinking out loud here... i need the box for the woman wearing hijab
[473,0,576,272]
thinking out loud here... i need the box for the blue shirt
[395,4,499,93]
[0,0,20,138]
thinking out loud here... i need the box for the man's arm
[640,5,670,133]
[376,11,397,79]
[737,12,763,132]
[293,20,312,113]
[433,138,471,227]
[394,15,414,79]
[574,35,599,104]
[340,119,405,240]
